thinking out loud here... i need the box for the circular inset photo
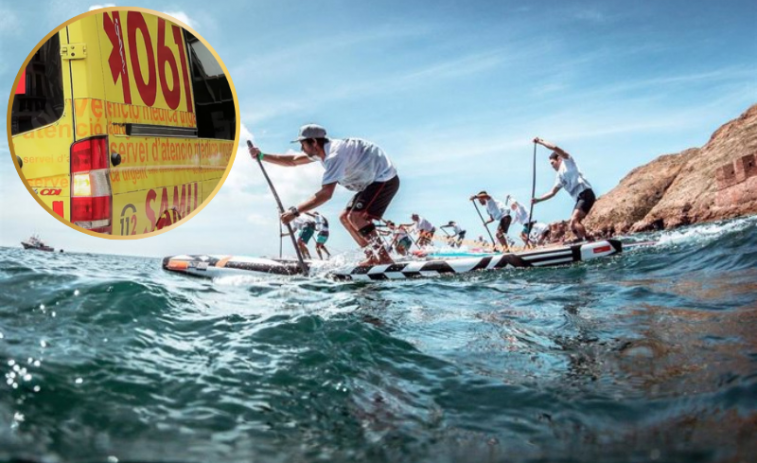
[7,7,239,238]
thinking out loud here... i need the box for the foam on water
[654,215,757,247]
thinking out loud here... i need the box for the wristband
[288,206,300,217]
[258,152,265,161]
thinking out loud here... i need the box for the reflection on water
[616,303,757,396]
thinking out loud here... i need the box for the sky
[1,0,755,258]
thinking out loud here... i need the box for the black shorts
[575,189,596,215]
[497,215,512,235]
[457,230,466,240]
[346,175,400,220]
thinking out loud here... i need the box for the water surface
[1,218,756,462]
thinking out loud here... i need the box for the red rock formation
[571,104,757,238]
[584,151,693,236]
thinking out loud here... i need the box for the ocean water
[1,217,756,463]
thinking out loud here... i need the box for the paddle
[248,140,309,276]
[525,141,537,247]
[374,220,393,252]
[408,228,423,250]
[471,199,497,249]
[439,224,457,247]
[278,211,283,259]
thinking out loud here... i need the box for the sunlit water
[1,217,756,463]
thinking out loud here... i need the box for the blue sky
[1,0,755,258]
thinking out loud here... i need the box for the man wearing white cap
[248,124,400,265]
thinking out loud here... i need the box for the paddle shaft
[278,213,283,259]
[373,220,392,251]
[525,142,537,247]
[471,200,497,248]
[247,140,308,275]
[409,229,423,249]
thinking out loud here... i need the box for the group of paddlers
[283,211,332,260]
[249,125,595,266]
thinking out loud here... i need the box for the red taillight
[71,137,108,172]
[71,196,111,221]
[71,136,112,233]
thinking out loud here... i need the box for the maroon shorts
[346,175,400,220]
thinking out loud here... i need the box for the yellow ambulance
[9,8,238,236]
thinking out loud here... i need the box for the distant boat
[21,235,54,252]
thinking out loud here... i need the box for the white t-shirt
[485,198,509,221]
[554,156,592,201]
[529,222,549,240]
[512,202,529,225]
[414,217,435,233]
[451,223,464,235]
[320,138,397,192]
[314,214,329,233]
[292,217,315,231]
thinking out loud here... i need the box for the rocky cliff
[584,104,757,236]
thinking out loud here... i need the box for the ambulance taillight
[70,136,112,233]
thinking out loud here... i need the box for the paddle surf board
[163,239,644,281]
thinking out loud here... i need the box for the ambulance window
[11,33,65,135]
[186,33,235,140]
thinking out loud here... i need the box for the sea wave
[1,217,756,462]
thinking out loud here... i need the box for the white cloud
[85,7,194,30]
[89,4,117,11]
[237,43,549,127]
[231,22,432,80]
[241,102,305,127]
[85,6,193,30]
[216,122,326,223]
[241,48,540,150]
[163,11,194,29]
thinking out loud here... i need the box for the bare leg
[317,244,331,260]
[569,209,589,241]
[298,240,311,260]
[340,210,369,247]
[496,217,512,251]
[496,230,510,251]
[344,211,393,265]
[520,232,532,249]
